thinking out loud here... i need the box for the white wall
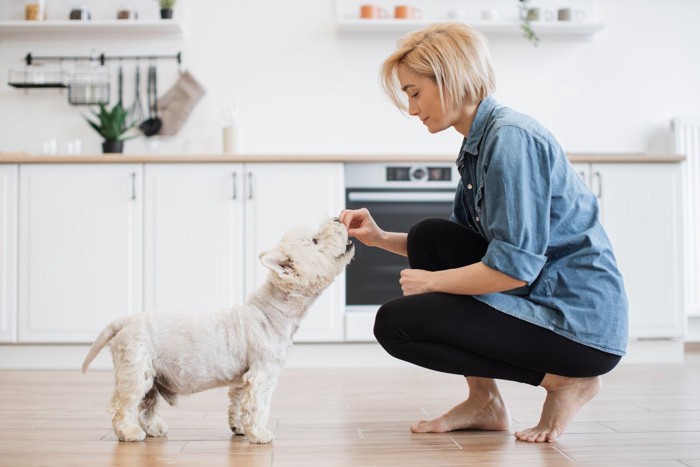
[1,0,699,156]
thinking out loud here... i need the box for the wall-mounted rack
[23,52,182,67]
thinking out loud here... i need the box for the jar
[25,0,45,21]
[69,6,91,20]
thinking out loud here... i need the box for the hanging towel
[157,71,206,136]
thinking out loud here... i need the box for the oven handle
[348,192,454,203]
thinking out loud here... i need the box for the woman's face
[397,63,463,134]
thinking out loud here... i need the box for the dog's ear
[260,249,294,276]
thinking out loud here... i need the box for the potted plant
[158,0,175,19]
[84,103,137,154]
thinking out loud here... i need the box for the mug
[525,7,554,21]
[394,5,422,20]
[481,9,499,21]
[359,4,388,19]
[558,8,585,22]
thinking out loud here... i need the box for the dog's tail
[81,317,127,374]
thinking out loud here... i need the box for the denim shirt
[451,97,629,356]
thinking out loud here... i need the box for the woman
[339,23,628,443]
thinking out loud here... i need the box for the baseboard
[0,339,687,370]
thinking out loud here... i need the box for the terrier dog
[82,217,354,443]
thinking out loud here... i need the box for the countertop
[0,153,687,164]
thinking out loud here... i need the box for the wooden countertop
[0,153,687,164]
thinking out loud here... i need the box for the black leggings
[373,218,622,386]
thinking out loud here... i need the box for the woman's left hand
[399,269,435,296]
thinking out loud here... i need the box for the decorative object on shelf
[69,7,91,20]
[518,0,540,46]
[558,8,586,22]
[359,4,388,19]
[117,8,138,20]
[84,103,138,154]
[24,0,45,21]
[394,5,422,20]
[158,0,175,19]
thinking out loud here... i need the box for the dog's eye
[312,238,318,245]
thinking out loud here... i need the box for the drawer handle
[232,172,237,200]
[131,172,136,200]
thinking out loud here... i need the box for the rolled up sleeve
[479,125,552,284]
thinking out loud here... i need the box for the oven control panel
[386,165,452,182]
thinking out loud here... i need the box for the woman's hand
[399,268,435,296]
[339,208,385,247]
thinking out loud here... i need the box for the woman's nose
[408,100,419,117]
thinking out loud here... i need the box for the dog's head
[259,217,354,296]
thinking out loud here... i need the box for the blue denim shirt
[451,97,628,356]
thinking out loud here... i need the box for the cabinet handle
[232,172,237,200]
[594,171,602,199]
[131,172,136,200]
[247,172,253,200]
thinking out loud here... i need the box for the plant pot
[160,8,173,19]
[102,140,124,154]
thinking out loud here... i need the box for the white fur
[82,218,354,443]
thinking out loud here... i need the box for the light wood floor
[1,352,700,467]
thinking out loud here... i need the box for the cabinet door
[19,164,143,342]
[244,163,345,342]
[593,163,685,339]
[0,165,18,343]
[144,164,244,312]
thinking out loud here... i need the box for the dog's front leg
[239,368,279,444]
[228,379,246,435]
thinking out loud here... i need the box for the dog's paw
[116,425,147,442]
[247,428,274,444]
[143,419,169,437]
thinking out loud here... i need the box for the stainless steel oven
[344,162,457,341]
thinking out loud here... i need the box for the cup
[66,139,83,155]
[394,5,422,20]
[24,2,45,21]
[447,9,468,20]
[525,7,554,21]
[558,8,585,22]
[41,138,57,155]
[117,8,138,20]
[481,9,499,21]
[359,4,388,19]
[69,6,91,20]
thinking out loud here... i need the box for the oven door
[345,189,454,308]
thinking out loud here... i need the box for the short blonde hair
[380,22,496,113]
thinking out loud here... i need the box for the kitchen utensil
[139,65,162,137]
[117,65,123,107]
[126,66,144,127]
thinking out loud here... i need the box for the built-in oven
[344,162,457,341]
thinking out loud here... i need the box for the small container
[25,1,45,21]
[69,6,91,20]
[117,8,138,20]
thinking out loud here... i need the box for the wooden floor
[1,352,700,466]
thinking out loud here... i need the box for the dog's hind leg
[139,387,168,437]
[109,348,151,442]
[228,379,246,435]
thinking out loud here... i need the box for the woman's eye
[411,92,419,99]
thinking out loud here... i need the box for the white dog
[82,217,354,443]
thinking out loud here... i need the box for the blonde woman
[339,23,628,443]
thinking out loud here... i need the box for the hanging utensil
[127,65,144,127]
[140,65,162,137]
[117,64,123,107]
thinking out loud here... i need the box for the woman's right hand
[339,208,385,248]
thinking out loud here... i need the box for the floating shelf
[337,19,605,37]
[0,20,184,39]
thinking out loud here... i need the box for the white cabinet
[244,163,346,342]
[144,163,346,342]
[0,165,18,343]
[144,164,245,313]
[18,164,143,342]
[572,162,685,339]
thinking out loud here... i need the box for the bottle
[222,103,244,155]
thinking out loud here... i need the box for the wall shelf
[336,19,605,37]
[0,20,184,39]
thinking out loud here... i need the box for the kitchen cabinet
[0,165,18,343]
[18,164,143,342]
[572,162,685,340]
[144,163,346,342]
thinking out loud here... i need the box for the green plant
[158,0,176,8]
[518,0,540,46]
[84,103,137,142]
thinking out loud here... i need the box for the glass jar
[24,0,46,21]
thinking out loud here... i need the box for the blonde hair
[380,22,496,113]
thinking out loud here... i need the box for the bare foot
[411,394,511,433]
[515,375,602,443]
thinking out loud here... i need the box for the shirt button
[467,184,473,190]
[476,216,480,222]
